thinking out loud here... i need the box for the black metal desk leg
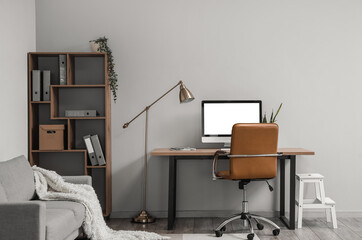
[168,156,177,230]
[280,158,285,217]
[289,155,296,229]
[280,155,296,230]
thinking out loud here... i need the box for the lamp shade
[179,83,194,103]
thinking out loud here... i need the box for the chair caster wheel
[247,233,254,240]
[215,226,226,237]
[273,229,280,236]
[215,230,223,237]
[257,223,264,230]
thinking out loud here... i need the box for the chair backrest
[229,123,279,180]
[0,155,35,203]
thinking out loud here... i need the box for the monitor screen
[202,100,262,136]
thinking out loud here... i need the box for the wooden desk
[152,148,314,156]
[151,148,314,230]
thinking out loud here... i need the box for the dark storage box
[39,124,65,150]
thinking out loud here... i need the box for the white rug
[164,234,260,240]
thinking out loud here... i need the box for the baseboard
[110,210,362,218]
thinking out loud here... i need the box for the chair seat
[216,171,232,179]
[217,171,274,181]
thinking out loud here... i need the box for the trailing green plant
[262,103,283,123]
[90,36,118,102]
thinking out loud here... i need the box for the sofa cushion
[45,201,85,224]
[63,230,81,240]
[0,155,35,201]
[46,207,83,240]
[0,184,7,203]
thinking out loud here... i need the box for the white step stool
[296,173,337,228]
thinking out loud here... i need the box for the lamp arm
[147,80,183,109]
[123,80,183,128]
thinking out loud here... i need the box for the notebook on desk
[170,147,196,151]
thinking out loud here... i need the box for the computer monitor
[201,100,262,147]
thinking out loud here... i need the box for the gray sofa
[0,155,91,240]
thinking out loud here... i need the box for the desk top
[151,148,315,156]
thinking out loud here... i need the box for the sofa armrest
[63,175,92,185]
[0,201,46,240]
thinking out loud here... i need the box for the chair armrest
[0,201,46,240]
[213,150,228,180]
[63,175,92,185]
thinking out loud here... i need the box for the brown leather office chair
[213,123,281,240]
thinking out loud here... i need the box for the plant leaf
[90,36,118,102]
[272,103,283,123]
[270,110,274,123]
[262,113,267,123]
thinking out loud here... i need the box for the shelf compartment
[73,119,105,150]
[37,56,60,85]
[68,55,106,85]
[87,168,106,211]
[34,151,86,176]
[51,86,105,119]
[30,104,68,150]
[73,119,106,167]
[39,104,68,124]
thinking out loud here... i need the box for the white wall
[35,0,362,216]
[0,0,36,161]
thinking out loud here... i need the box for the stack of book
[83,135,106,166]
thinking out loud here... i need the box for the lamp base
[132,210,155,223]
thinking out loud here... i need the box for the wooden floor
[107,217,362,239]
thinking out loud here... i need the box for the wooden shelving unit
[28,52,112,216]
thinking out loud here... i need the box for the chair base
[214,180,280,239]
[214,213,280,239]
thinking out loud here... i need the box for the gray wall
[0,0,36,161]
[35,0,362,216]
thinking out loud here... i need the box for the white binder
[90,135,106,166]
[83,135,98,166]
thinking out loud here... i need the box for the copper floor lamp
[123,80,194,223]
